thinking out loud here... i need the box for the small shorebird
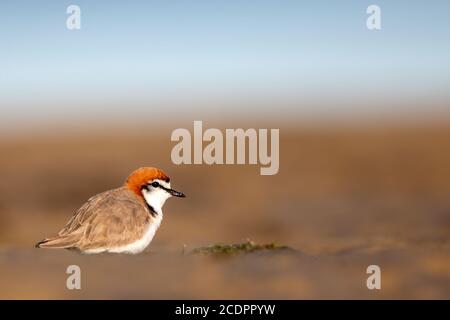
[36,167,185,254]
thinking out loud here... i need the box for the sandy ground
[1,124,450,299]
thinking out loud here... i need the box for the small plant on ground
[191,239,294,256]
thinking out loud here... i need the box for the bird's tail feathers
[35,235,78,249]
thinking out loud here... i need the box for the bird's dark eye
[151,182,159,188]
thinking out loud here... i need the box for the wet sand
[1,124,450,299]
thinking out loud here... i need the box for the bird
[35,167,185,254]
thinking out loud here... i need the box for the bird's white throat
[141,179,172,215]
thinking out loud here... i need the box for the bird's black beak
[168,188,186,198]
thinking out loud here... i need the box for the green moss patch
[191,240,294,256]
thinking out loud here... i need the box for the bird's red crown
[125,167,170,197]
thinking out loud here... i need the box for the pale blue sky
[1,0,449,124]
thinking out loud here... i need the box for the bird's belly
[106,219,161,254]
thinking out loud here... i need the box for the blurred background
[0,0,450,299]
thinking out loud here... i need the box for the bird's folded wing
[55,188,150,250]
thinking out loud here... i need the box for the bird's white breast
[83,180,169,255]
[83,213,163,255]
[107,185,169,254]
[107,213,163,254]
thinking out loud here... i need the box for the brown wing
[36,187,151,251]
